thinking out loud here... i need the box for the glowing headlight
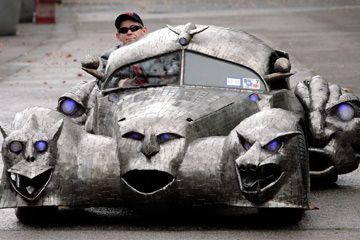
[60,98,78,115]
[336,103,354,121]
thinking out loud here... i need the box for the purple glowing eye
[265,140,281,152]
[108,93,119,103]
[242,141,252,150]
[249,93,260,102]
[179,37,188,46]
[122,132,144,141]
[336,103,354,121]
[60,98,78,115]
[35,141,48,153]
[157,133,182,143]
[9,141,23,154]
[159,133,171,143]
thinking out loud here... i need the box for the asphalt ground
[0,1,360,239]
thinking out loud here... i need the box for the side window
[105,51,181,89]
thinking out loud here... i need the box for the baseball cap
[115,12,144,29]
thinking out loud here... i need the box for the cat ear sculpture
[1,114,63,201]
[295,75,360,183]
[225,108,309,204]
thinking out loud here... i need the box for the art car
[1,23,359,223]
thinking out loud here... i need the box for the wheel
[15,206,58,224]
[257,208,305,225]
[324,174,338,183]
[310,174,338,189]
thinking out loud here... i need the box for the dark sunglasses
[118,25,143,34]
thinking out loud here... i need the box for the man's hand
[118,78,138,87]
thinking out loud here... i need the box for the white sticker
[242,78,261,90]
[226,77,242,86]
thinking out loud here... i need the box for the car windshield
[104,51,181,90]
[183,51,267,91]
[103,50,267,92]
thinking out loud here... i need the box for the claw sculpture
[295,75,360,183]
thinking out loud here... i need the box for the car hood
[115,86,260,140]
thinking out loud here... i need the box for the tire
[15,206,58,224]
[258,208,305,225]
[297,124,310,197]
[324,174,338,183]
[310,174,338,189]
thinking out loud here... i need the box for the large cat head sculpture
[224,108,306,203]
[1,114,63,201]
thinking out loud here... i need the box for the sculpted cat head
[0,114,63,201]
[118,115,186,195]
[226,109,303,203]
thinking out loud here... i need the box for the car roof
[105,24,274,80]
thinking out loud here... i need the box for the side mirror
[81,55,105,80]
[264,57,294,89]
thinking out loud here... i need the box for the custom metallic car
[1,23,359,223]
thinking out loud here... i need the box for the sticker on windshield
[226,77,242,87]
[242,78,261,90]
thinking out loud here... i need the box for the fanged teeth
[10,173,16,181]
[26,186,36,195]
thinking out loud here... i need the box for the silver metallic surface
[105,24,274,83]
[115,87,259,207]
[1,108,119,208]
[295,76,360,182]
[229,109,309,205]
[167,22,209,46]
[81,55,105,80]
[0,23,337,218]
[0,2,359,236]
[58,80,99,124]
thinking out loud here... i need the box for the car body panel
[0,24,313,213]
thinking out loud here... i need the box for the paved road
[0,1,359,239]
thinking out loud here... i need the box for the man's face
[116,19,147,45]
